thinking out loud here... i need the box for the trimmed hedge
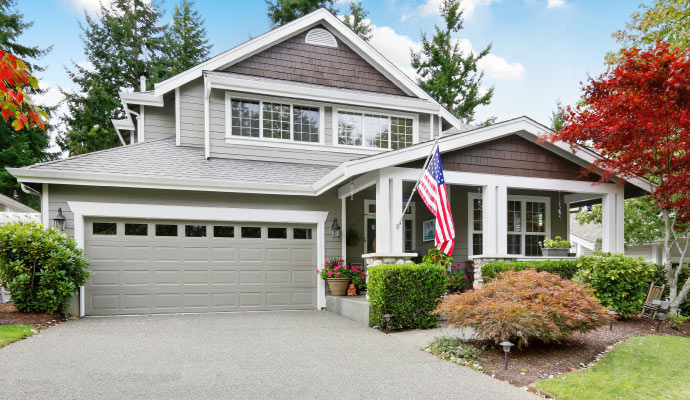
[574,253,658,318]
[481,259,581,281]
[368,262,448,330]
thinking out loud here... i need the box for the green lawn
[0,324,35,348]
[535,335,690,400]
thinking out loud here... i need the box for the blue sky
[20,0,644,126]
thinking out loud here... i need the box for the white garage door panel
[84,219,317,315]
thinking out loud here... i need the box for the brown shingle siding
[224,26,409,96]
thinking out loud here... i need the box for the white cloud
[368,23,525,81]
[547,0,565,8]
[418,0,497,17]
[61,0,113,15]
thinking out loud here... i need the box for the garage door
[84,218,317,315]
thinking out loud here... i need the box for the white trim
[175,88,181,147]
[206,72,437,114]
[341,197,346,264]
[332,107,419,151]
[225,92,325,146]
[67,201,330,316]
[137,106,145,143]
[41,183,49,226]
[120,91,163,107]
[204,80,210,159]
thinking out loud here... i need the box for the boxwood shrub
[368,262,448,330]
[0,222,90,314]
[481,259,581,281]
[574,253,657,318]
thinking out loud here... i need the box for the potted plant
[318,259,366,296]
[346,228,361,247]
[448,265,468,293]
[540,236,571,257]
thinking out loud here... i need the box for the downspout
[20,183,40,197]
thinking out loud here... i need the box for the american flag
[417,148,455,255]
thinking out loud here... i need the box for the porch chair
[639,282,665,319]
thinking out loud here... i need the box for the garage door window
[267,227,287,239]
[125,223,148,236]
[155,224,178,236]
[185,225,207,237]
[293,228,312,239]
[93,222,116,235]
[213,226,234,238]
[241,226,261,238]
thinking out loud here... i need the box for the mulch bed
[475,317,690,389]
[0,302,67,330]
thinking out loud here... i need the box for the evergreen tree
[266,0,335,27]
[154,0,211,82]
[343,1,372,42]
[0,0,55,209]
[59,0,167,155]
[410,0,493,125]
[550,100,564,132]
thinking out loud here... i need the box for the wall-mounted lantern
[53,208,66,231]
[331,218,341,238]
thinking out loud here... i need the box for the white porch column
[390,178,404,253]
[375,171,391,253]
[482,185,507,255]
[341,197,347,262]
[601,190,625,253]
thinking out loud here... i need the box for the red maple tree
[0,49,46,131]
[548,41,690,313]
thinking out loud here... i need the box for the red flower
[450,277,454,280]
[463,275,468,279]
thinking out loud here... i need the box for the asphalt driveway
[0,311,538,399]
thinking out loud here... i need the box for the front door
[366,217,376,253]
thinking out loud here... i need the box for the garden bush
[481,259,581,281]
[368,262,447,330]
[574,253,657,318]
[435,270,610,347]
[0,222,90,314]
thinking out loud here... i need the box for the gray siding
[46,184,344,315]
[179,79,204,148]
[143,95,175,140]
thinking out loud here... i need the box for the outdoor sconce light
[656,313,667,332]
[608,310,618,331]
[383,313,392,334]
[499,341,514,370]
[53,208,66,231]
[331,218,341,238]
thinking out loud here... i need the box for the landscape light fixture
[53,208,66,231]
[383,313,392,334]
[656,313,667,332]
[608,310,618,331]
[499,341,514,370]
[331,218,341,238]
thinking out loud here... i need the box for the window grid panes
[262,102,290,140]
[293,228,312,239]
[390,116,413,149]
[93,222,116,235]
[473,199,482,231]
[404,219,414,252]
[526,201,546,233]
[507,201,522,232]
[155,224,177,237]
[125,223,147,236]
[267,227,287,239]
[362,114,389,149]
[337,111,362,146]
[213,226,234,238]
[473,233,483,256]
[525,235,545,256]
[185,225,207,237]
[293,106,319,143]
[231,99,260,137]
[471,197,483,255]
[507,234,521,255]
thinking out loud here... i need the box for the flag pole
[396,137,441,229]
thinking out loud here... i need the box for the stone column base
[362,252,417,267]
[470,256,518,289]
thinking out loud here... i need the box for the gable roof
[118,8,469,133]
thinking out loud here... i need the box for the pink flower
[463,275,468,279]
[361,275,365,279]
[353,266,359,271]
[336,272,341,276]
[452,265,456,269]
[316,270,320,273]
[327,270,333,276]
[334,266,341,271]
[450,277,454,281]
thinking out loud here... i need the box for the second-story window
[293,106,319,143]
[231,99,260,137]
[337,110,414,150]
[262,102,290,140]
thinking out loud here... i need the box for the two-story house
[9,9,650,317]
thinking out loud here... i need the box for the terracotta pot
[327,278,351,296]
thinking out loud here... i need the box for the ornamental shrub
[574,253,657,318]
[422,248,453,269]
[368,262,448,330]
[318,258,366,289]
[0,222,90,314]
[482,259,581,281]
[542,236,571,249]
[435,270,610,347]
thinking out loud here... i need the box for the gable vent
[305,28,338,48]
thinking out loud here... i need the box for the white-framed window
[334,108,418,150]
[468,193,550,257]
[225,93,323,144]
[363,200,416,252]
